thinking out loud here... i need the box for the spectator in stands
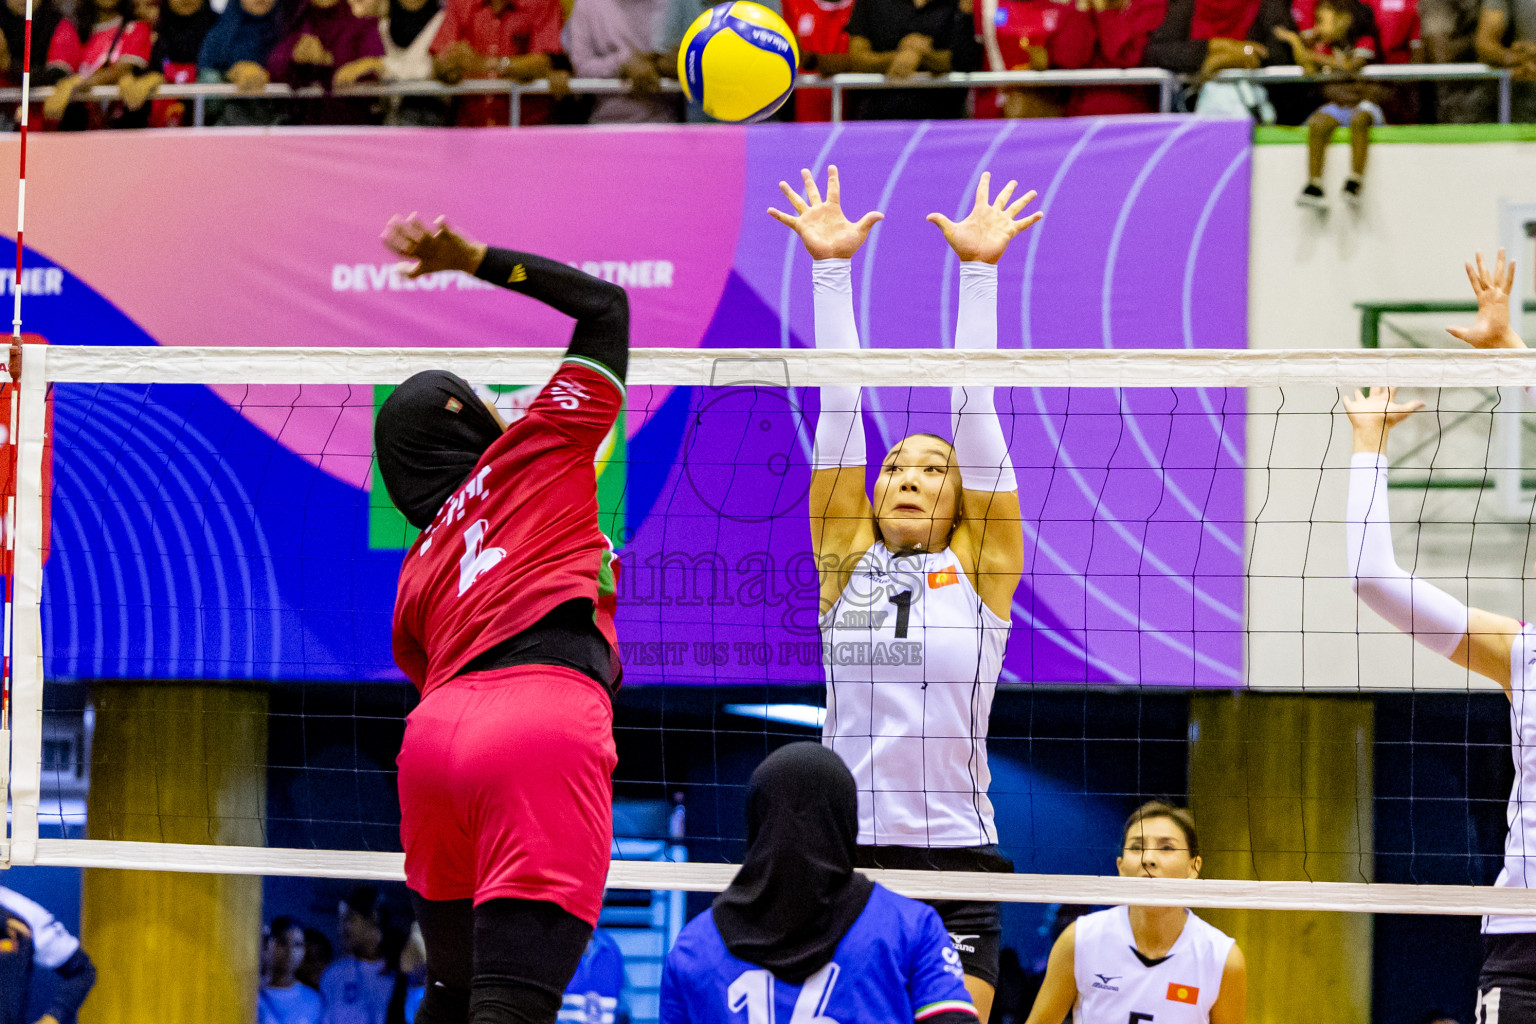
[1069,0,1172,113]
[1142,0,1293,78]
[395,921,428,1023]
[262,916,324,1024]
[298,927,336,991]
[0,0,62,130]
[0,885,96,1024]
[561,0,676,121]
[782,0,853,119]
[196,0,285,123]
[559,929,630,1024]
[954,0,1094,118]
[653,0,782,120]
[843,0,963,118]
[378,0,448,122]
[117,0,217,125]
[1474,0,1536,122]
[43,0,153,127]
[320,886,399,1024]
[1421,0,1491,120]
[268,0,385,122]
[429,0,567,125]
[1278,0,1379,207]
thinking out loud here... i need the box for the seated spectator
[1068,0,1171,114]
[1143,0,1294,77]
[378,0,448,123]
[43,0,153,127]
[429,0,567,125]
[781,0,853,119]
[561,0,676,122]
[1474,0,1536,122]
[117,0,217,125]
[1420,0,1491,120]
[318,886,399,1024]
[653,0,782,121]
[1278,0,1380,208]
[955,0,1093,118]
[0,0,64,129]
[268,0,385,122]
[261,916,324,1024]
[844,0,963,118]
[196,0,285,124]
[0,885,96,1024]
[297,927,336,991]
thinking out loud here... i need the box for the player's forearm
[811,259,866,470]
[952,262,1015,492]
[475,247,630,381]
[847,44,901,72]
[47,949,96,1020]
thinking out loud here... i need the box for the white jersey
[1486,626,1536,934]
[0,885,80,969]
[820,541,1010,847]
[1072,907,1235,1024]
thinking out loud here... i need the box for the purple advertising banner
[12,117,1248,686]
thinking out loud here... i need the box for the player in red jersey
[375,215,628,1024]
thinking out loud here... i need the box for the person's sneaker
[1342,177,1363,207]
[1297,182,1326,209]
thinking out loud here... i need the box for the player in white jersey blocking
[1342,250,1535,1024]
[1022,803,1246,1024]
[769,166,1035,1021]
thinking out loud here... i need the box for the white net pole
[9,342,44,865]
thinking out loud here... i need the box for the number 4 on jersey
[728,963,841,1024]
[458,519,507,596]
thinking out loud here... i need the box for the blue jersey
[659,884,974,1024]
[560,929,627,1024]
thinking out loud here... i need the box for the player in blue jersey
[659,744,979,1024]
[0,885,96,1024]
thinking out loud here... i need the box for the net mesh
[10,344,1536,919]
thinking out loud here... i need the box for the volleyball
[678,1,800,123]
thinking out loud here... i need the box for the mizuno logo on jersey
[928,565,959,589]
[508,264,528,283]
[1091,973,1120,991]
[1167,983,1199,1004]
[948,933,979,954]
[549,379,592,411]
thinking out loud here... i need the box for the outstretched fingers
[767,207,798,228]
[826,164,842,206]
[801,168,823,207]
[994,178,1018,211]
[926,212,956,233]
[777,180,809,215]
[854,211,885,235]
[1005,189,1038,220]
[1010,211,1044,236]
[974,171,992,211]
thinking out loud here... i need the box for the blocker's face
[1118,816,1201,880]
[873,437,961,553]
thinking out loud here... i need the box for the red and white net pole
[3,0,33,739]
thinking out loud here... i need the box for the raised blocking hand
[768,165,884,261]
[926,171,1041,264]
[1446,249,1524,350]
[382,214,487,278]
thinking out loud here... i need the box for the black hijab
[154,0,217,65]
[386,0,439,49]
[374,370,503,531]
[712,743,876,984]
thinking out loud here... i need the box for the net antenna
[2,0,33,864]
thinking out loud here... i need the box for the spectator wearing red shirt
[782,0,854,119]
[117,0,217,126]
[0,0,63,130]
[1276,0,1379,208]
[1143,0,1294,77]
[958,0,1092,118]
[43,0,152,126]
[1067,0,1168,114]
[430,0,568,125]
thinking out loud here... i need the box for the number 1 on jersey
[888,590,913,639]
[727,963,841,1024]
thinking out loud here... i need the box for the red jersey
[784,0,852,121]
[47,17,152,77]
[972,0,1092,118]
[391,357,624,699]
[1065,0,1166,116]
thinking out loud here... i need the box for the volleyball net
[7,342,1536,917]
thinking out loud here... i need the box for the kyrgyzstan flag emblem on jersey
[1167,984,1199,1004]
[928,565,959,589]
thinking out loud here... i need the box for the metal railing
[0,61,1516,126]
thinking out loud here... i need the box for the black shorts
[854,844,1014,988]
[1479,934,1536,1023]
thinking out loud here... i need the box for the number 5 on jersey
[728,964,840,1024]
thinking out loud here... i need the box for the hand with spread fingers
[381,214,488,278]
[1446,248,1525,350]
[927,171,1042,264]
[768,165,885,261]
[1342,385,1425,454]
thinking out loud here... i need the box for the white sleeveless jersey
[1072,907,1235,1024]
[820,541,1010,847]
[1486,626,1536,934]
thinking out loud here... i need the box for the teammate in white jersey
[1343,250,1536,1024]
[769,166,1036,1021]
[1023,803,1246,1024]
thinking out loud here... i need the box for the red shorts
[397,664,616,925]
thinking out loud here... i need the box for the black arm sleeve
[47,948,97,1021]
[1142,0,1209,73]
[475,247,630,383]
[921,1013,978,1024]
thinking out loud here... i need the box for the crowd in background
[0,0,1528,129]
